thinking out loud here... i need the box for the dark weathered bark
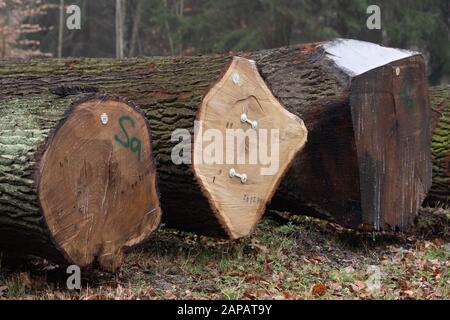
[255,43,431,231]
[0,94,161,270]
[428,85,450,204]
[0,39,433,236]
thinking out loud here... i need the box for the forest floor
[0,207,449,300]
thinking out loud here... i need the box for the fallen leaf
[434,269,442,280]
[255,289,271,299]
[402,290,415,298]
[145,288,157,297]
[184,290,193,299]
[19,272,32,289]
[344,266,355,273]
[282,292,297,300]
[398,279,410,291]
[405,267,414,275]
[272,272,285,282]
[251,243,268,254]
[354,281,366,290]
[164,289,177,300]
[277,247,287,260]
[431,238,444,247]
[309,255,327,264]
[245,273,255,282]
[242,291,257,300]
[312,283,327,297]
[428,259,440,266]
[264,258,274,272]
[424,241,434,249]
[328,282,342,292]
[0,285,7,296]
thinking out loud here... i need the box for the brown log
[265,39,432,231]
[0,56,307,240]
[0,94,161,270]
[0,39,432,236]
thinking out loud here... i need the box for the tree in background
[378,0,450,83]
[57,0,63,58]
[115,0,125,59]
[0,0,51,59]
[3,0,449,84]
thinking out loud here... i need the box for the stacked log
[0,55,307,240]
[257,39,432,231]
[0,94,161,270]
[0,40,440,257]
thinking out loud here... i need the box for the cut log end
[193,57,308,239]
[264,42,433,232]
[38,95,161,271]
[350,56,431,230]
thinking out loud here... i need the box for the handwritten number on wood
[114,115,142,161]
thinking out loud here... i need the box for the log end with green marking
[0,94,161,271]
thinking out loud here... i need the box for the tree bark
[254,40,431,231]
[0,39,434,236]
[428,85,450,204]
[0,94,161,270]
[0,54,307,240]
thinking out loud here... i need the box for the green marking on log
[114,115,142,161]
[400,84,414,110]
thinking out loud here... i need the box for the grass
[0,208,449,300]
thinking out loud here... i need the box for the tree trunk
[115,0,125,59]
[428,85,450,204]
[264,40,431,231]
[164,0,175,56]
[129,0,143,57]
[0,94,161,271]
[0,55,307,240]
[0,39,433,237]
[57,0,64,58]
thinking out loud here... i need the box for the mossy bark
[0,94,161,270]
[0,56,237,239]
[0,95,73,262]
[429,85,450,204]
[0,44,442,239]
[1,47,327,238]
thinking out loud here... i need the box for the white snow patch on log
[323,39,420,76]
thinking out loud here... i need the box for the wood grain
[0,95,161,270]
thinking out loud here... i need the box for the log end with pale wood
[0,94,161,270]
[164,57,308,239]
